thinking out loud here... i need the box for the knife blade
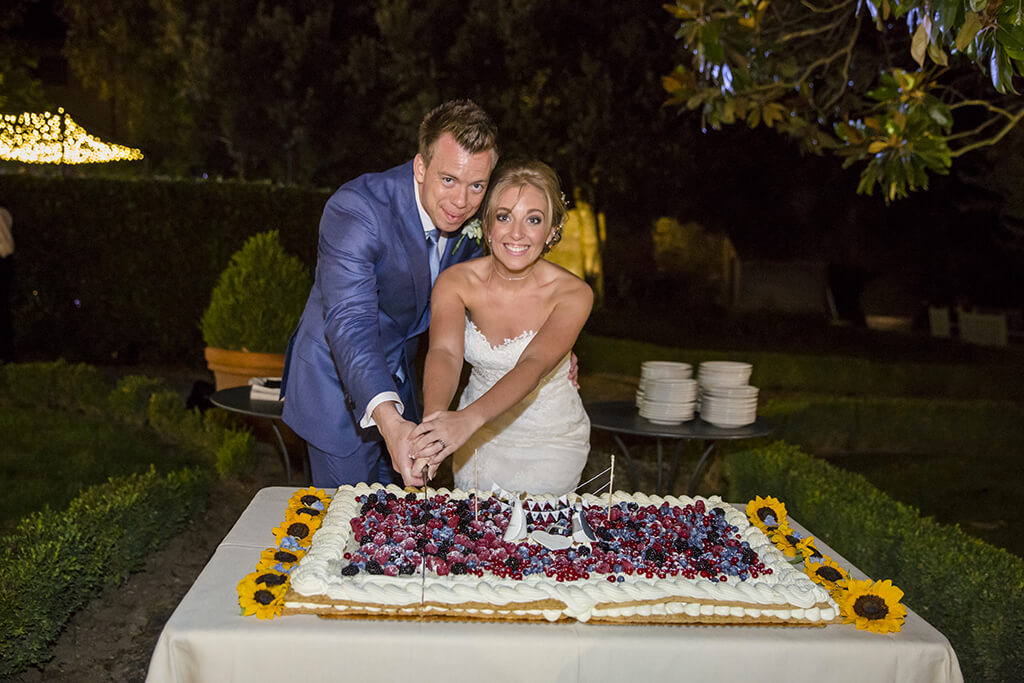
[420,462,430,606]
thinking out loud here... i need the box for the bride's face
[487,184,554,273]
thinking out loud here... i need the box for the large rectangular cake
[283,483,838,626]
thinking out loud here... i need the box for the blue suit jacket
[281,160,484,456]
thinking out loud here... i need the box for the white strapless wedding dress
[451,319,590,496]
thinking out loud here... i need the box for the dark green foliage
[0,174,326,364]
[723,443,1024,683]
[200,230,312,353]
[575,333,1024,400]
[760,395,1024,455]
[0,360,255,675]
[0,467,209,678]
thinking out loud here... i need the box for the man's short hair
[418,99,499,166]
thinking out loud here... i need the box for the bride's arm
[421,270,467,417]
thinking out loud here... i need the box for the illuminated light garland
[0,108,144,164]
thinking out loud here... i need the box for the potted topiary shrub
[201,230,311,389]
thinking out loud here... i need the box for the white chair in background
[959,311,1008,346]
[928,306,951,338]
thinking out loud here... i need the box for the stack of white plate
[696,361,758,427]
[636,361,696,425]
[635,361,691,407]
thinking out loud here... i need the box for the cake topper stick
[473,451,479,520]
[607,454,615,521]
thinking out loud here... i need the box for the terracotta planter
[204,347,286,390]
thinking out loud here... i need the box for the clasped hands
[404,409,482,485]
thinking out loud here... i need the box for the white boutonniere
[451,218,483,255]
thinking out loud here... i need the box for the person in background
[281,100,498,488]
[0,207,14,363]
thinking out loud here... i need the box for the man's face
[414,133,497,234]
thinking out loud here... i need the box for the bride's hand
[408,410,482,465]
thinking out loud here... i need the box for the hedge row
[0,174,329,363]
[0,360,255,478]
[576,333,1024,399]
[723,442,1024,683]
[759,394,1024,455]
[0,360,256,676]
[0,467,208,677]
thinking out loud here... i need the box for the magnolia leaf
[747,106,761,127]
[882,0,892,21]
[911,22,928,67]
[969,0,988,12]
[956,12,983,51]
[928,41,950,66]
[868,140,888,154]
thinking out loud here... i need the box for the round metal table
[210,385,302,484]
[585,400,771,495]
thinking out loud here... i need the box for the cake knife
[420,462,430,606]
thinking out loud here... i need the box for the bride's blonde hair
[481,160,567,253]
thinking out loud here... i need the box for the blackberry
[386,492,398,502]
[596,529,614,541]
[451,562,468,575]
[673,538,687,553]
[741,547,757,565]
[627,502,639,511]
[398,564,416,576]
[374,502,388,514]
[712,507,726,517]
[644,548,665,565]
[577,546,591,557]
[696,558,713,573]
[360,503,372,515]
[359,534,372,545]
[341,565,360,576]
[365,560,383,575]
[505,557,521,570]
[367,493,379,504]
[405,492,418,501]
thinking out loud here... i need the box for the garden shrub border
[0,360,254,676]
[723,442,1024,683]
[758,394,1024,455]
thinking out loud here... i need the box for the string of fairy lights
[0,108,143,164]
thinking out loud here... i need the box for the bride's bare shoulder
[539,260,592,298]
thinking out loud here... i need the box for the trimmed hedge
[0,174,328,363]
[0,360,256,675]
[0,467,208,677]
[723,442,1024,683]
[759,395,1024,455]
[575,333,1024,400]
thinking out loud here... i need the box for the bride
[408,160,592,495]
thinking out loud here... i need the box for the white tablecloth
[146,487,963,683]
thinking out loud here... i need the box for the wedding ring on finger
[439,440,447,450]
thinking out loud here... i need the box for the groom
[282,100,499,488]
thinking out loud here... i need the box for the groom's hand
[373,401,423,486]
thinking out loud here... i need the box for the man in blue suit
[282,100,498,488]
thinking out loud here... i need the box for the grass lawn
[0,404,206,535]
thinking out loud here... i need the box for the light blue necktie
[426,228,441,284]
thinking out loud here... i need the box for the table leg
[611,435,639,493]
[687,441,717,497]
[269,420,293,485]
[666,440,687,494]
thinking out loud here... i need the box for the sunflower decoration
[745,496,788,534]
[257,546,307,573]
[836,578,907,634]
[285,504,325,534]
[769,526,808,559]
[804,555,850,593]
[288,486,331,512]
[237,571,289,619]
[796,535,824,561]
[273,517,318,548]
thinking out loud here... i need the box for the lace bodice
[453,317,589,495]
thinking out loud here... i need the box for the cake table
[145,487,963,683]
